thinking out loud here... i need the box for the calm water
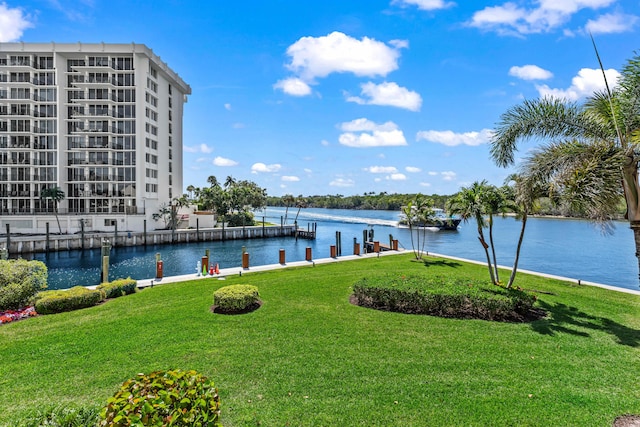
[34,207,637,291]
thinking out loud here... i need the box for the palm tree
[400,201,418,259]
[482,185,515,283]
[491,51,640,282]
[224,175,236,189]
[401,194,437,260]
[282,194,295,223]
[40,186,65,234]
[186,185,195,200]
[206,175,219,188]
[447,181,497,285]
[503,173,545,288]
[293,196,307,224]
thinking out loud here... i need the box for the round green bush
[100,369,221,427]
[213,284,259,313]
[0,259,48,310]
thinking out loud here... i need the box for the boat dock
[295,222,317,240]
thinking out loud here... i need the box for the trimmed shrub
[214,284,259,313]
[100,369,221,427]
[96,277,137,299]
[34,286,104,315]
[0,259,48,310]
[353,274,537,322]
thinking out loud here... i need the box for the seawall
[1,225,297,255]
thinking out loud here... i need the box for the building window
[10,88,30,100]
[88,56,109,66]
[112,57,133,70]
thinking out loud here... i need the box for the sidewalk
[135,249,640,296]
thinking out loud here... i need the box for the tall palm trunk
[477,226,496,285]
[507,213,527,288]
[621,160,640,282]
[54,206,62,234]
[488,215,500,283]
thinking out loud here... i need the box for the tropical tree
[186,185,195,200]
[447,181,497,284]
[40,186,65,234]
[503,173,545,288]
[482,185,515,283]
[490,51,640,282]
[282,194,295,223]
[293,196,307,224]
[401,194,437,260]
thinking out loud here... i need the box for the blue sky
[2,0,639,197]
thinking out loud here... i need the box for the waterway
[33,207,637,291]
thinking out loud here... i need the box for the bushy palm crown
[490,51,640,281]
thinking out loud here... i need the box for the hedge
[34,287,104,315]
[352,274,537,322]
[96,278,137,299]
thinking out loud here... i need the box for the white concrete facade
[0,42,190,234]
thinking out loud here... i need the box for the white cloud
[428,171,438,176]
[282,175,300,182]
[273,77,312,96]
[441,171,457,181]
[304,168,312,173]
[536,67,620,101]
[405,166,421,173]
[330,178,355,187]
[585,12,639,34]
[251,162,282,173]
[184,143,214,154]
[224,103,232,111]
[321,139,330,146]
[213,156,238,167]
[388,39,409,49]
[339,130,407,148]
[420,182,432,187]
[284,31,402,82]
[346,81,422,111]
[392,0,455,10]
[509,65,553,80]
[388,173,407,181]
[339,118,407,148]
[0,3,33,42]
[340,118,398,132]
[416,128,493,146]
[366,166,398,174]
[469,0,616,35]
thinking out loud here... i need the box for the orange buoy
[214,263,220,274]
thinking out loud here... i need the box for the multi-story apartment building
[0,42,190,234]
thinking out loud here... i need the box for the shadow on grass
[419,258,463,269]
[531,300,640,347]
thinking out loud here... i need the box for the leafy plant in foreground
[100,369,221,427]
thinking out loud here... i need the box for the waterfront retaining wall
[1,225,296,255]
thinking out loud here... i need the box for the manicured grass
[1,254,639,426]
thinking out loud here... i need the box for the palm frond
[490,97,608,167]
[520,141,624,221]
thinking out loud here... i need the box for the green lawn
[1,254,639,426]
